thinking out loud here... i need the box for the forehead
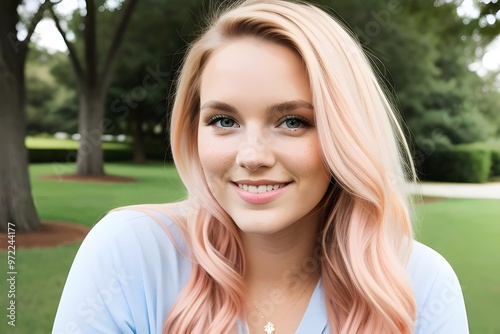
[199,37,311,107]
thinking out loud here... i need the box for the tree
[474,0,500,45]
[0,0,55,231]
[50,0,139,176]
[314,0,499,147]
[106,0,199,163]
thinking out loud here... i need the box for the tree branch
[49,6,84,81]
[84,0,97,88]
[19,0,58,58]
[100,0,140,95]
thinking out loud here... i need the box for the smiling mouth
[236,183,288,194]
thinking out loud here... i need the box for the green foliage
[421,146,492,183]
[25,0,500,165]
[312,0,500,147]
[26,48,78,135]
[473,0,500,45]
[104,0,199,137]
[410,109,496,145]
[457,140,500,177]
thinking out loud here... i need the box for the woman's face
[197,37,331,235]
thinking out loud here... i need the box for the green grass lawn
[25,136,131,150]
[1,163,499,333]
[414,199,500,334]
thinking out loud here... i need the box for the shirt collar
[295,279,328,333]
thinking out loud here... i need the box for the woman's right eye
[207,115,239,128]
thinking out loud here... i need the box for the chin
[232,216,294,235]
[237,225,285,235]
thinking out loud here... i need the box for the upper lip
[232,179,291,186]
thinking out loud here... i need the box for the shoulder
[91,204,185,239]
[406,241,461,308]
[85,205,192,286]
[406,240,456,283]
[53,204,192,333]
[406,240,469,333]
[84,202,195,258]
[88,206,187,252]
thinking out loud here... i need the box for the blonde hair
[166,0,417,332]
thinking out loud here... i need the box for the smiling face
[197,37,331,235]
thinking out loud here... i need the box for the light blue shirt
[53,209,469,333]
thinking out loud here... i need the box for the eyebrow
[200,99,314,115]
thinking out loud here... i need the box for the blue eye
[218,118,236,127]
[207,115,238,128]
[278,116,309,129]
[284,118,301,128]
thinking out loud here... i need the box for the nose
[235,132,275,171]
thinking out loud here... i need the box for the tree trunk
[50,0,140,175]
[76,88,105,176]
[0,2,39,231]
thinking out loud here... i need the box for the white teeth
[237,183,286,194]
[248,185,258,193]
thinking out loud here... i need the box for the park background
[0,0,499,333]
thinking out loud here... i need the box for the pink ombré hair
[163,0,417,332]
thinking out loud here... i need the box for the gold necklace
[251,276,317,334]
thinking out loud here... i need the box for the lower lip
[232,183,290,204]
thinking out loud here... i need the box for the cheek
[198,130,234,182]
[286,139,330,198]
[284,139,326,174]
[198,128,214,163]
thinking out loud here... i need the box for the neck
[241,214,321,295]
[241,215,321,334]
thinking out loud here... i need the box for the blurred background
[0,0,499,332]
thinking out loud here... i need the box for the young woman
[53,1,468,333]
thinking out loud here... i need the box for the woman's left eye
[277,116,309,129]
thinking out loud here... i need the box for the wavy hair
[165,0,417,332]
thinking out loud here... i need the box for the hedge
[455,142,500,178]
[26,137,173,163]
[491,149,500,177]
[143,138,172,161]
[28,149,133,163]
[420,146,492,183]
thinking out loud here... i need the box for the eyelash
[206,114,312,130]
[278,115,311,130]
[206,115,239,127]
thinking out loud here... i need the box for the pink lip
[232,182,290,205]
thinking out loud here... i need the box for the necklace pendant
[264,321,275,334]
